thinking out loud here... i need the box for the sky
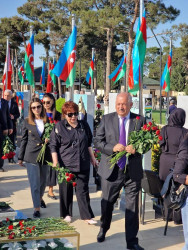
[0,0,188,67]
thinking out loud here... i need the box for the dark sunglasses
[67,112,79,117]
[31,105,42,110]
[43,101,51,105]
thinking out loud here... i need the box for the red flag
[46,62,53,93]
[128,60,134,89]
[2,43,12,90]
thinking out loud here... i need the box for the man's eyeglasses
[43,101,51,105]
[31,105,42,110]
[67,112,79,118]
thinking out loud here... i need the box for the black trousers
[59,170,94,220]
[46,166,57,187]
[100,165,141,248]
[0,133,4,168]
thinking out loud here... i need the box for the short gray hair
[4,89,12,96]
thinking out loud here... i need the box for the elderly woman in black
[18,98,49,218]
[50,101,97,224]
[43,93,61,200]
[159,108,188,223]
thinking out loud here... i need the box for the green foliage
[151,144,161,173]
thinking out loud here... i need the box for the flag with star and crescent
[52,26,77,88]
[25,33,35,87]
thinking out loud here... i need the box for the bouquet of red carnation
[109,120,163,173]
[36,118,58,165]
[93,148,101,163]
[47,162,77,186]
[1,136,15,160]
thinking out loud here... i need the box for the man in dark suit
[94,92,145,250]
[4,89,20,162]
[0,88,13,171]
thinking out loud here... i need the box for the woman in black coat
[43,93,61,200]
[173,134,188,249]
[18,98,49,218]
[50,101,97,224]
[159,108,188,223]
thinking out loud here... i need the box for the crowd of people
[1,90,188,250]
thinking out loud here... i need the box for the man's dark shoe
[33,210,40,218]
[97,228,106,243]
[128,244,144,250]
[41,199,46,208]
[0,168,4,172]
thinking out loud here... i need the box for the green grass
[152,110,167,125]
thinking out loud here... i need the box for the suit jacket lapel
[112,112,119,142]
[30,123,43,142]
[128,113,136,142]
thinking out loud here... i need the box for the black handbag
[161,171,187,211]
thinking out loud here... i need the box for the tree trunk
[126,0,139,92]
[105,28,114,99]
[58,77,62,97]
[103,58,106,95]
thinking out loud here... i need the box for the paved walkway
[0,162,185,250]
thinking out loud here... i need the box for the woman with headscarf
[159,108,188,223]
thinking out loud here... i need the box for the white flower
[23,240,46,250]
[64,242,74,248]
[48,242,58,249]
[58,238,68,244]
[1,242,23,250]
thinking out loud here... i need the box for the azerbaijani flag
[46,62,53,93]
[40,61,46,85]
[86,55,94,85]
[25,33,35,87]
[18,62,25,85]
[52,26,77,88]
[50,59,56,87]
[128,18,141,95]
[136,8,147,71]
[160,49,172,92]
[109,55,126,84]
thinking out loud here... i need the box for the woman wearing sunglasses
[43,93,61,200]
[18,98,49,218]
[50,101,97,224]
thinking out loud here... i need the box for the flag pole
[69,14,75,101]
[123,43,126,92]
[5,36,9,91]
[166,37,172,119]
[30,25,33,98]
[91,48,95,94]
[139,0,143,116]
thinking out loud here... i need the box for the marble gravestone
[177,96,188,129]
[23,90,31,119]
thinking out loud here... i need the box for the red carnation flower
[66,177,71,182]
[156,130,160,135]
[65,173,69,177]
[146,127,151,131]
[19,221,23,226]
[1,156,7,160]
[151,126,157,131]
[158,135,163,141]
[8,232,15,239]
[8,225,13,230]
[97,104,101,109]
[143,124,147,130]
[24,231,27,234]
[73,182,77,187]
[6,218,10,222]
[32,226,36,230]
[69,173,74,180]
[136,116,140,120]
[148,122,152,126]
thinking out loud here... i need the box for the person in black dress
[50,101,97,224]
[43,93,61,200]
[159,108,188,223]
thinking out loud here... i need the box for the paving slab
[0,162,185,250]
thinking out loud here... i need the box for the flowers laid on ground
[0,217,75,240]
[47,162,77,186]
[109,119,163,172]
[1,136,15,160]
[0,238,74,249]
[36,118,57,165]
[93,148,101,163]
